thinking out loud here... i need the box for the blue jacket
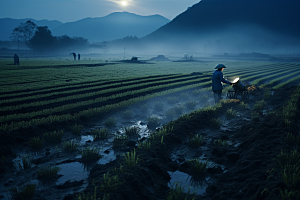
[212,70,231,91]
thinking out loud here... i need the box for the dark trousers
[213,90,222,103]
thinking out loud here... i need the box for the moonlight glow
[121,1,128,6]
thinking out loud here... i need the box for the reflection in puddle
[136,121,150,138]
[57,162,89,185]
[168,171,209,196]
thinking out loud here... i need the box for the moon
[121,1,128,6]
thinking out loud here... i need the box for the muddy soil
[0,85,299,200]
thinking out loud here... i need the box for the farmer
[14,52,19,65]
[78,53,80,60]
[212,64,232,103]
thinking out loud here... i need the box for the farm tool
[227,78,249,100]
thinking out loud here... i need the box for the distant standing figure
[14,52,19,65]
[212,64,232,103]
[71,53,76,60]
[78,54,80,60]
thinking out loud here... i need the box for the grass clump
[99,172,120,192]
[189,159,210,176]
[238,101,248,110]
[167,183,196,200]
[214,139,229,147]
[43,130,64,143]
[154,101,164,111]
[138,141,151,150]
[140,103,149,113]
[147,116,160,129]
[15,156,33,171]
[149,127,172,143]
[9,184,36,200]
[254,100,266,111]
[251,111,259,119]
[91,128,109,140]
[209,118,222,129]
[123,149,140,167]
[225,108,237,118]
[62,140,78,152]
[71,124,83,135]
[78,186,110,200]
[113,135,128,148]
[165,109,176,120]
[185,100,198,110]
[81,147,101,161]
[286,133,300,146]
[180,92,190,100]
[37,166,61,180]
[28,137,44,150]
[189,134,205,148]
[124,126,140,137]
[122,109,133,119]
[105,117,117,127]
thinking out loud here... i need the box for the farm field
[0,57,300,200]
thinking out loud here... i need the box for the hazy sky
[0,0,200,22]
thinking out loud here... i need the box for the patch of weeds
[189,159,210,176]
[105,117,117,127]
[91,128,109,140]
[254,100,266,111]
[138,141,151,150]
[149,127,172,143]
[147,116,160,129]
[15,156,33,171]
[167,182,196,200]
[28,137,44,150]
[62,140,78,152]
[113,135,128,148]
[154,101,164,111]
[71,124,83,135]
[238,101,248,110]
[210,118,222,129]
[173,105,184,115]
[37,166,61,180]
[277,150,300,168]
[251,111,259,119]
[263,88,272,99]
[189,134,205,148]
[165,109,176,120]
[179,114,191,121]
[99,171,120,192]
[9,183,36,200]
[43,130,64,143]
[78,185,110,200]
[286,133,300,146]
[192,89,201,96]
[214,139,229,147]
[81,147,101,161]
[167,96,179,104]
[124,126,140,137]
[278,189,300,200]
[185,100,198,110]
[122,109,133,119]
[123,149,140,167]
[225,108,237,118]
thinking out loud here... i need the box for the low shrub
[210,118,222,129]
[189,134,205,148]
[124,126,140,137]
[123,149,140,167]
[189,159,210,176]
[113,135,128,148]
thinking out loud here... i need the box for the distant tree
[10,20,37,50]
[29,26,57,52]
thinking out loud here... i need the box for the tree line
[11,21,88,53]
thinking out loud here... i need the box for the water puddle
[98,149,116,165]
[57,162,89,185]
[80,135,94,145]
[168,171,209,196]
